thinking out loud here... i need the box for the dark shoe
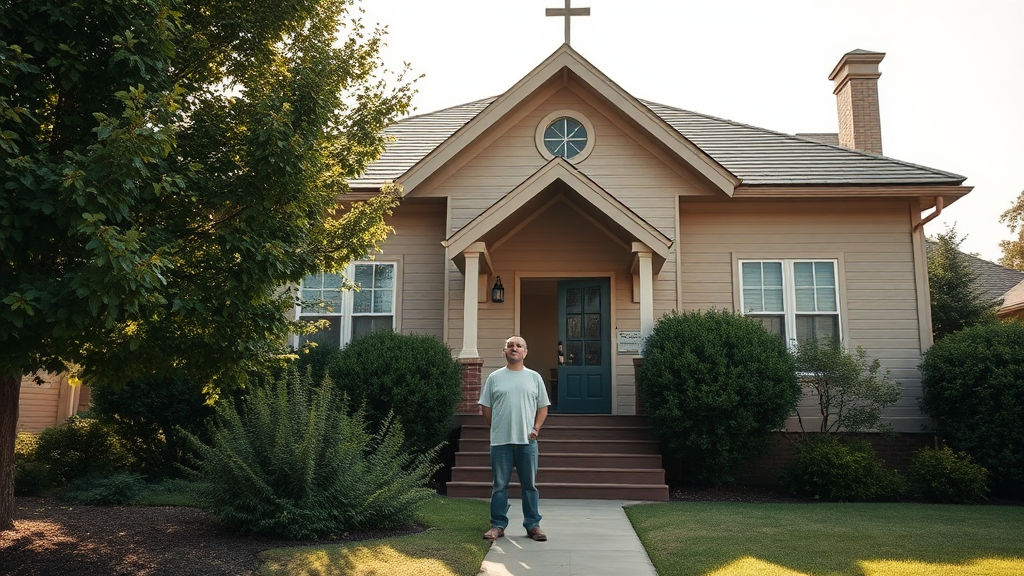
[483,526,505,541]
[527,526,547,541]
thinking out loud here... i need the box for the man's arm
[481,406,492,425]
[529,406,548,440]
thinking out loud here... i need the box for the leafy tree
[0,0,413,530]
[927,225,999,340]
[999,190,1024,270]
[792,338,901,435]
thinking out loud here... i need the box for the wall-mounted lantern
[491,276,505,303]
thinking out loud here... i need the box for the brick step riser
[455,453,664,468]
[446,482,669,501]
[459,426,657,441]
[451,468,666,485]
[458,439,661,454]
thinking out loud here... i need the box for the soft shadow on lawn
[626,502,1024,576]
[258,498,491,576]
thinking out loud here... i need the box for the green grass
[257,497,491,576]
[625,502,1024,576]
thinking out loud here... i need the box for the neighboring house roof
[352,98,967,190]
[926,239,1024,308]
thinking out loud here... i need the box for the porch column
[635,245,655,343]
[458,249,482,359]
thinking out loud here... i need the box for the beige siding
[18,372,85,433]
[677,199,927,431]
[379,200,447,339]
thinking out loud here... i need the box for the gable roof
[444,157,673,274]
[383,45,738,197]
[351,67,967,191]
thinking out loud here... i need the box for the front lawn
[257,497,491,576]
[625,502,1024,576]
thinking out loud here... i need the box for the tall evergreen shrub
[638,310,800,485]
[182,368,438,539]
[324,331,463,454]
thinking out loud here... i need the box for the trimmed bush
[920,321,1024,495]
[638,309,800,485]
[33,415,136,484]
[91,373,217,478]
[908,446,989,504]
[323,331,463,454]
[182,367,439,539]
[783,435,906,501]
[14,431,54,496]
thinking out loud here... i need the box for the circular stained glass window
[543,116,588,159]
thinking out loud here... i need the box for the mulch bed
[0,497,416,576]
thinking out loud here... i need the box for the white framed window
[739,259,840,346]
[296,262,396,348]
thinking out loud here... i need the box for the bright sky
[359,0,1024,263]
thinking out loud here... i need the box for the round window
[543,116,589,159]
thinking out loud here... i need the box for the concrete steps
[447,414,669,501]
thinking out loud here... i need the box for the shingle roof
[351,97,966,188]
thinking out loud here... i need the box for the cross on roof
[546,0,590,45]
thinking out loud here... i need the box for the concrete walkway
[478,499,659,576]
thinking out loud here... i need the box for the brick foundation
[663,432,937,486]
[456,357,484,415]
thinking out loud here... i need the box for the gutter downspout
[913,196,944,231]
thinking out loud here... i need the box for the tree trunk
[0,373,20,532]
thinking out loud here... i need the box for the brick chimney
[829,49,885,155]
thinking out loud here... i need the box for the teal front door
[557,279,611,413]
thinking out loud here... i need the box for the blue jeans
[489,441,541,530]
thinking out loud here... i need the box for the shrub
[793,338,901,434]
[61,473,146,505]
[638,309,800,485]
[323,331,463,455]
[908,446,990,504]
[33,415,137,484]
[783,435,906,501]
[181,368,439,539]
[920,321,1024,495]
[91,373,218,478]
[14,431,55,496]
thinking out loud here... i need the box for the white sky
[359,0,1024,262]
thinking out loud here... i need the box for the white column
[638,251,654,344]
[459,251,481,359]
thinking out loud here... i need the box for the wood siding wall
[677,199,928,432]
[382,200,447,339]
[17,372,87,433]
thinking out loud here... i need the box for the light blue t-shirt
[478,366,551,446]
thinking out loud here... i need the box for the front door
[557,279,611,413]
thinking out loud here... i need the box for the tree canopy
[999,190,1024,271]
[0,0,413,530]
[927,225,1000,341]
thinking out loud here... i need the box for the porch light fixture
[491,276,505,303]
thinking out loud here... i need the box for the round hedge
[920,321,1024,495]
[323,331,463,455]
[638,309,800,485]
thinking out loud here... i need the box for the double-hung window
[296,262,396,348]
[740,259,840,346]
